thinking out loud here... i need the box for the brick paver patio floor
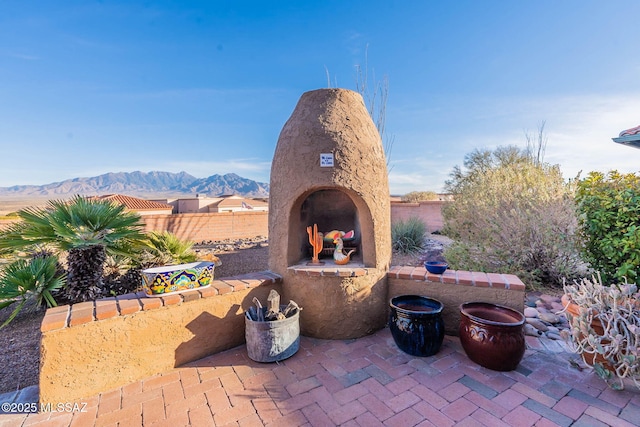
[1,328,639,426]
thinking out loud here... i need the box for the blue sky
[1,1,640,194]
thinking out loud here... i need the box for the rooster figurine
[333,236,356,265]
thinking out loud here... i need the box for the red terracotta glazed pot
[459,302,526,371]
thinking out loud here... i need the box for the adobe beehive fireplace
[269,88,391,339]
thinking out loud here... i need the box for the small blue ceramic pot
[425,261,448,274]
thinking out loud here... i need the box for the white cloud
[388,161,454,195]
[524,94,640,178]
[389,92,640,194]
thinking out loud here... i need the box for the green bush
[0,256,65,328]
[575,171,640,284]
[402,191,439,202]
[442,146,583,289]
[392,217,427,254]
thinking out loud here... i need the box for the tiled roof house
[209,195,268,212]
[90,194,174,216]
[168,194,268,213]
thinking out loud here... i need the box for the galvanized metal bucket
[245,306,300,362]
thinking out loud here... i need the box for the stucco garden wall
[387,265,525,336]
[142,201,446,243]
[3,201,446,241]
[141,211,268,242]
[390,200,448,233]
[39,272,282,404]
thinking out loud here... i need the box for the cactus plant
[561,274,640,390]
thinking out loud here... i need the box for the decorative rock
[539,312,560,324]
[526,318,549,332]
[546,325,560,335]
[524,324,543,336]
[540,294,559,304]
[546,332,563,340]
[195,236,269,253]
[525,293,540,305]
[519,294,574,347]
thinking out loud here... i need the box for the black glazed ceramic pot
[389,295,445,357]
[459,302,525,371]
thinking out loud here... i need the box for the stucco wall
[390,200,448,233]
[39,273,282,404]
[387,266,526,336]
[141,211,268,242]
[2,200,445,241]
[39,265,525,404]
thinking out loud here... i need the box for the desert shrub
[0,256,65,328]
[443,146,583,289]
[392,217,427,254]
[575,171,640,284]
[402,191,439,202]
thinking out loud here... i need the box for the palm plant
[0,256,65,328]
[138,231,198,267]
[102,232,200,297]
[102,253,142,297]
[0,196,145,303]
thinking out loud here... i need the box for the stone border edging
[41,271,283,333]
[387,266,526,290]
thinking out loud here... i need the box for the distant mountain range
[0,171,270,198]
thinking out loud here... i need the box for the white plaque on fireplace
[320,153,334,167]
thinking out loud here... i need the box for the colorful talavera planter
[142,261,215,297]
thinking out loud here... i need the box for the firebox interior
[298,189,361,263]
